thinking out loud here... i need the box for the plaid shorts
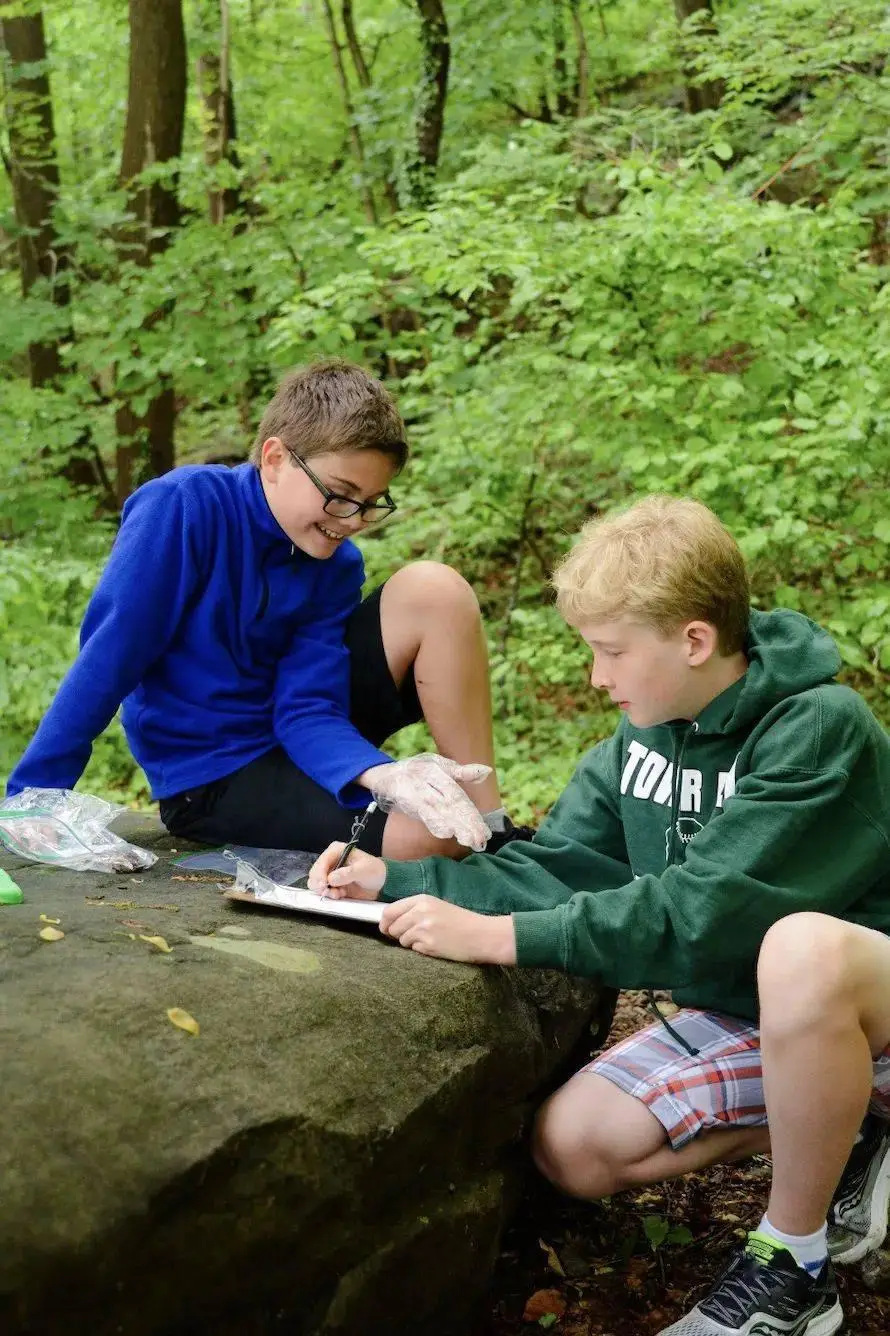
[584,1009,890,1150]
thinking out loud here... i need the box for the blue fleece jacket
[7,463,392,804]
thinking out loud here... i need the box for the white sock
[483,807,507,833]
[757,1214,828,1275]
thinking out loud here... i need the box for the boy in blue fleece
[8,360,520,859]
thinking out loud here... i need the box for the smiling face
[258,439,398,558]
[578,617,723,728]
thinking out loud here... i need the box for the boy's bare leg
[757,911,890,1234]
[378,562,503,859]
[532,1072,770,1200]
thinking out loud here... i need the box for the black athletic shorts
[158,583,423,855]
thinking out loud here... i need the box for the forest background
[1,0,889,819]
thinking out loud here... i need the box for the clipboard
[224,859,384,925]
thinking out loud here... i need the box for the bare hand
[307,842,387,899]
[379,895,517,964]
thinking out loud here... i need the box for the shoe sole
[729,1300,845,1336]
[832,1142,890,1265]
[801,1300,845,1336]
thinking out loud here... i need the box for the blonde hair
[552,495,750,655]
[250,360,408,468]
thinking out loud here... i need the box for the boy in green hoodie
[308,495,890,1336]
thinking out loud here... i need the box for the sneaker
[484,818,535,854]
[657,1231,842,1335]
[828,1112,890,1265]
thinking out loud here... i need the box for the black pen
[321,799,379,895]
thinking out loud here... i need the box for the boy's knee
[758,912,856,1021]
[386,561,480,622]
[531,1087,632,1200]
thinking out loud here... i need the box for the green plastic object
[0,868,23,904]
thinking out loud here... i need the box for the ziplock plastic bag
[231,856,286,900]
[174,846,314,886]
[0,788,157,873]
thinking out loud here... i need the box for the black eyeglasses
[292,454,397,523]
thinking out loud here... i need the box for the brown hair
[250,360,408,468]
[552,495,750,656]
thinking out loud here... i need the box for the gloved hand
[358,753,492,851]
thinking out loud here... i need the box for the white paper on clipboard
[229,856,384,925]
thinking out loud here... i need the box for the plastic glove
[359,753,492,851]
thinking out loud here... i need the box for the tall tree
[552,0,571,117]
[341,0,371,89]
[674,0,724,113]
[569,0,591,118]
[408,0,450,206]
[115,0,187,503]
[0,5,68,389]
[195,0,241,223]
[0,4,107,493]
[340,0,400,212]
[499,3,592,124]
[321,0,378,224]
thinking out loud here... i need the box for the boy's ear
[683,620,719,666]
[260,436,288,478]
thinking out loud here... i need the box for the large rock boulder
[0,816,604,1336]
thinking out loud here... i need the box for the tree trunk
[0,6,111,494]
[340,0,400,212]
[674,0,724,113]
[568,0,590,118]
[116,0,186,503]
[341,0,371,88]
[320,0,378,225]
[195,0,242,223]
[409,0,450,206]
[552,0,572,117]
[0,7,68,388]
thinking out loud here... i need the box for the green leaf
[667,1225,694,1246]
[644,1215,670,1249]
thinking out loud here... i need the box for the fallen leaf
[522,1289,565,1323]
[166,1007,199,1036]
[538,1239,566,1277]
[39,914,61,924]
[139,934,173,953]
[39,926,65,942]
[85,895,105,905]
[107,900,138,910]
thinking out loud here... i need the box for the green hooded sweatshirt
[382,609,890,1021]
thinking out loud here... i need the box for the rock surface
[0,815,602,1336]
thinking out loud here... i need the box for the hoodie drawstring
[646,722,701,1058]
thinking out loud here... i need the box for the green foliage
[1,0,888,816]
[643,1215,694,1251]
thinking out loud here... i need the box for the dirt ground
[485,991,890,1336]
